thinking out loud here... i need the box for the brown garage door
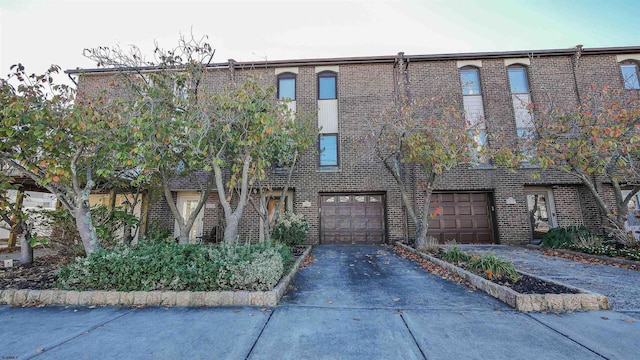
[320,193,386,245]
[428,192,494,244]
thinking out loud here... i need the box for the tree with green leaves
[0,65,126,255]
[366,95,482,245]
[524,85,640,241]
[85,35,314,243]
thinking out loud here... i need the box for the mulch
[0,255,71,290]
[539,248,640,271]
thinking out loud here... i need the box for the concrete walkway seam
[523,313,608,360]
[0,246,312,308]
[26,309,136,360]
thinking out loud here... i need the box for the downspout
[570,44,583,104]
[394,52,409,242]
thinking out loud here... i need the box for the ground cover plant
[541,226,640,262]
[56,240,293,292]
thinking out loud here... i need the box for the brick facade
[72,46,640,245]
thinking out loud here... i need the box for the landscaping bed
[0,244,312,307]
[395,242,609,312]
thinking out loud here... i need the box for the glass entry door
[525,189,557,241]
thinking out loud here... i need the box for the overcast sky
[1,0,639,86]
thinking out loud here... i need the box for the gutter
[65,45,640,76]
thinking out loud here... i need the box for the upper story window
[319,134,338,167]
[460,67,481,95]
[318,71,337,100]
[277,72,296,100]
[508,66,530,94]
[621,62,640,90]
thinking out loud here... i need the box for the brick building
[68,45,640,245]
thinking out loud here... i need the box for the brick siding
[75,46,638,245]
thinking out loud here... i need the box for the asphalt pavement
[1,245,639,359]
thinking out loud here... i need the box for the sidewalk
[1,245,638,359]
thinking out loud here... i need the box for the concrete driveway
[1,245,639,359]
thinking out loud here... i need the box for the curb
[0,246,312,308]
[396,243,609,312]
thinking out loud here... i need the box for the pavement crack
[524,313,609,359]
[398,309,428,360]
[245,307,276,360]
[26,308,137,359]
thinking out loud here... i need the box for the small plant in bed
[437,247,577,294]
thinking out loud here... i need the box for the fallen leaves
[300,254,317,269]
[391,246,477,290]
[540,249,639,271]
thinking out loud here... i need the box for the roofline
[65,45,640,75]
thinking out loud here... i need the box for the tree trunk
[19,231,33,266]
[414,187,434,245]
[224,214,240,242]
[75,202,100,254]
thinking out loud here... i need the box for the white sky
[1,0,639,86]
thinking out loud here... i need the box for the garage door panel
[442,206,456,215]
[321,193,385,245]
[442,219,457,229]
[440,193,455,202]
[428,192,494,244]
[458,219,473,228]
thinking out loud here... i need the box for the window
[508,65,535,161]
[621,63,640,90]
[460,67,487,164]
[319,134,338,167]
[318,71,337,100]
[508,67,529,94]
[460,68,481,95]
[278,72,296,100]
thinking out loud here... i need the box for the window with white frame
[317,68,339,169]
[508,65,535,159]
[621,62,640,90]
[459,66,488,163]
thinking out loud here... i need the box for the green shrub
[441,246,471,264]
[468,253,521,283]
[542,226,593,248]
[272,212,309,246]
[56,240,292,291]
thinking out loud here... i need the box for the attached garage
[320,193,386,245]
[428,192,495,244]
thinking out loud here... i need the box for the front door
[525,189,557,241]
[174,193,204,241]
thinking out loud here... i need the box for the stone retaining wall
[0,246,311,308]
[397,243,609,312]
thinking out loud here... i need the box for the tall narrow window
[278,72,296,100]
[460,67,487,164]
[621,63,640,90]
[508,66,534,159]
[319,134,338,167]
[318,71,337,100]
